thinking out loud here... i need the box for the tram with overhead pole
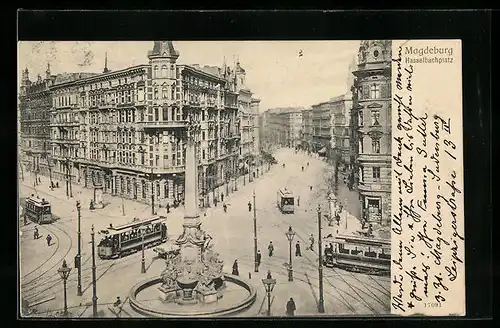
[323,234,390,275]
[23,194,54,224]
[97,215,168,259]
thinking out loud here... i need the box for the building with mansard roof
[19,41,261,208]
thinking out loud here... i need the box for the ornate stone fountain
[157,112,225,305]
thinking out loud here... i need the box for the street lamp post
[317,205,325,313]
[285,226,296,282]
[91,225,98,317]
[253,190,258,273]
[261,270,277,316]
[48,156,53,187]
[141,225,147,273]
[76,201,82,296]
[57,260,71,317]
[150,167,155,215]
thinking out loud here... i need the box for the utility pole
[253,189,258,272]
[150,167,155,215]
[65,158,69,198]
[317,205,325,313]
[91,225,98,317]
[121,195,126,216]
[76,201,82,296]
[48,156,53,187]
[69,160,73,198]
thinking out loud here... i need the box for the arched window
[161,65,167,78]
[154,88,158,99]
[154,66,159,78]
[170,65,175,77]
[162,86,168,99]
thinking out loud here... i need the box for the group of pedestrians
[32,226,53,247]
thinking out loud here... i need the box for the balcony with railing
[137,119,187,129]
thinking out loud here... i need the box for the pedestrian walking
[256,250,262,268]
[286,297,296,316]
[309,234,315,251]
[38,177,41,184]
[268,241,274,257]
[166,203,170,214]
[33,226,39,240]
[297,196,300,207]
[221,192,224,202]
[232,260,239,276]
[223,203,227,213]
[46,234,52,247]
[295,241,302,257]
[248,201,252,212]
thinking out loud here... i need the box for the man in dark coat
[256,250,262,268]
[268,241,274,257]
[286,297,296,316]
[232,260,239,276]
[46,234,52,247]
[248,201,252,212]
[295,241,302,257]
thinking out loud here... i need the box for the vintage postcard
[17,39,464,318]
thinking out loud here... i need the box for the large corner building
[19,41,262,207]
[350,40,392,225]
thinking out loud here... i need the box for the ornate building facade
[300,108,313,152]
[350,40,392,226]
[19,66,57,180]
[19,41,250,207]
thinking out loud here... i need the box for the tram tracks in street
[21,223,74,291]
[277,210,388,314]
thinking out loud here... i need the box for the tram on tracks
[97,215,168,259]
[277,188,295,214]
[23,195,54,224]
[323,234,390,275]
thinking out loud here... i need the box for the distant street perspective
[19,40,391,318]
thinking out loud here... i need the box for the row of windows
[53,130,78,140]
[22,110,49,121]
[22,126,50,136]
[52,112,78,124]
[77,75,147,92]
[153,65,176,79]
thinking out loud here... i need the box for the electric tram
[23,195,54,224]
[97,215,168,259]
[324,234,391,275]
[277,188,295,214]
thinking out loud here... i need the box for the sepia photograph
[17,40,394,318]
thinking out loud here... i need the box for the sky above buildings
[18,41,360,111]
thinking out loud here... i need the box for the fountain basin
[129,275,256,317]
